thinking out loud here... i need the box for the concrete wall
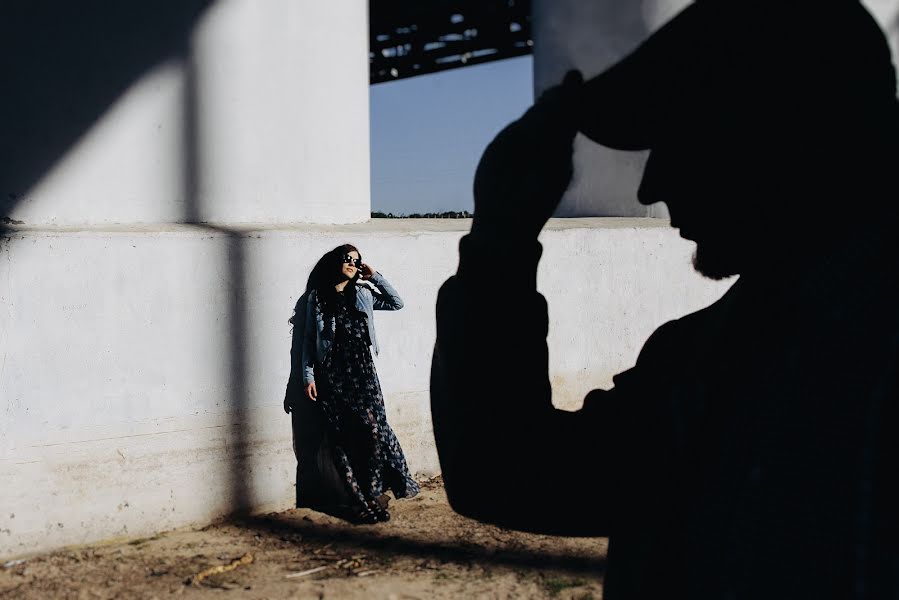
[0,219,732,558]
[0,0,740,561]
[533,0,899,217]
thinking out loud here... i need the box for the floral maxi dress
[315,292,419,509]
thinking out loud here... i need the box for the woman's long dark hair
[289,243,364,326]
[315,243,363,316]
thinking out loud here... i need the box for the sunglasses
[342,254,362,269]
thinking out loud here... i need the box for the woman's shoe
[367,499,390,522]
[350,503,379,525]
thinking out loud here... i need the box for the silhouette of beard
[692,242,738,281]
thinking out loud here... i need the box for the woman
[285,244,419,524]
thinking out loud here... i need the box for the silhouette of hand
[471,69,583,240]
[283,393,292,414]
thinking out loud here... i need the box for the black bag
[287,291,351,509]
[291,394,351,508]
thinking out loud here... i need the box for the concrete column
[863,1,899,94]
[8,0,370,226]
[190,0,371,224]
[533,0,899,217]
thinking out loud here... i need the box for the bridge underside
[369,0,532,84]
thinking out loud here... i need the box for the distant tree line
[371,210,473,219]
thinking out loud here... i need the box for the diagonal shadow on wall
[0,0,255,517]
[0,0,212,222]
[181,43,255,514]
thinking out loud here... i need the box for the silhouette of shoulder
[626,280,740,381]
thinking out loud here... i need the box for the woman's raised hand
[304,382,317,401]
[360,263,376,280]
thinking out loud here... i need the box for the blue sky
[369,55,534,215]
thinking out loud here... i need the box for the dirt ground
[0,477,608,599]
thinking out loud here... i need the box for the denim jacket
[299,272,403,385]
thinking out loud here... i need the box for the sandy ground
[0,477,608,599]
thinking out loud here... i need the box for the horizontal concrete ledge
[1,217,671,236]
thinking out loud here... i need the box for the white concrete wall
[0,219,731,558]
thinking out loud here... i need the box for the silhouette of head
[577,1,899,279]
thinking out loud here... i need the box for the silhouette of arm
[430,70,675,536]
[431,236,681,535]
[432,238,606,535]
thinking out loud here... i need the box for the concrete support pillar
[863,1,899,92]
[8,0,370,226]
[190,0,371,224]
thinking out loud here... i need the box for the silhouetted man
[430,2,899,598]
